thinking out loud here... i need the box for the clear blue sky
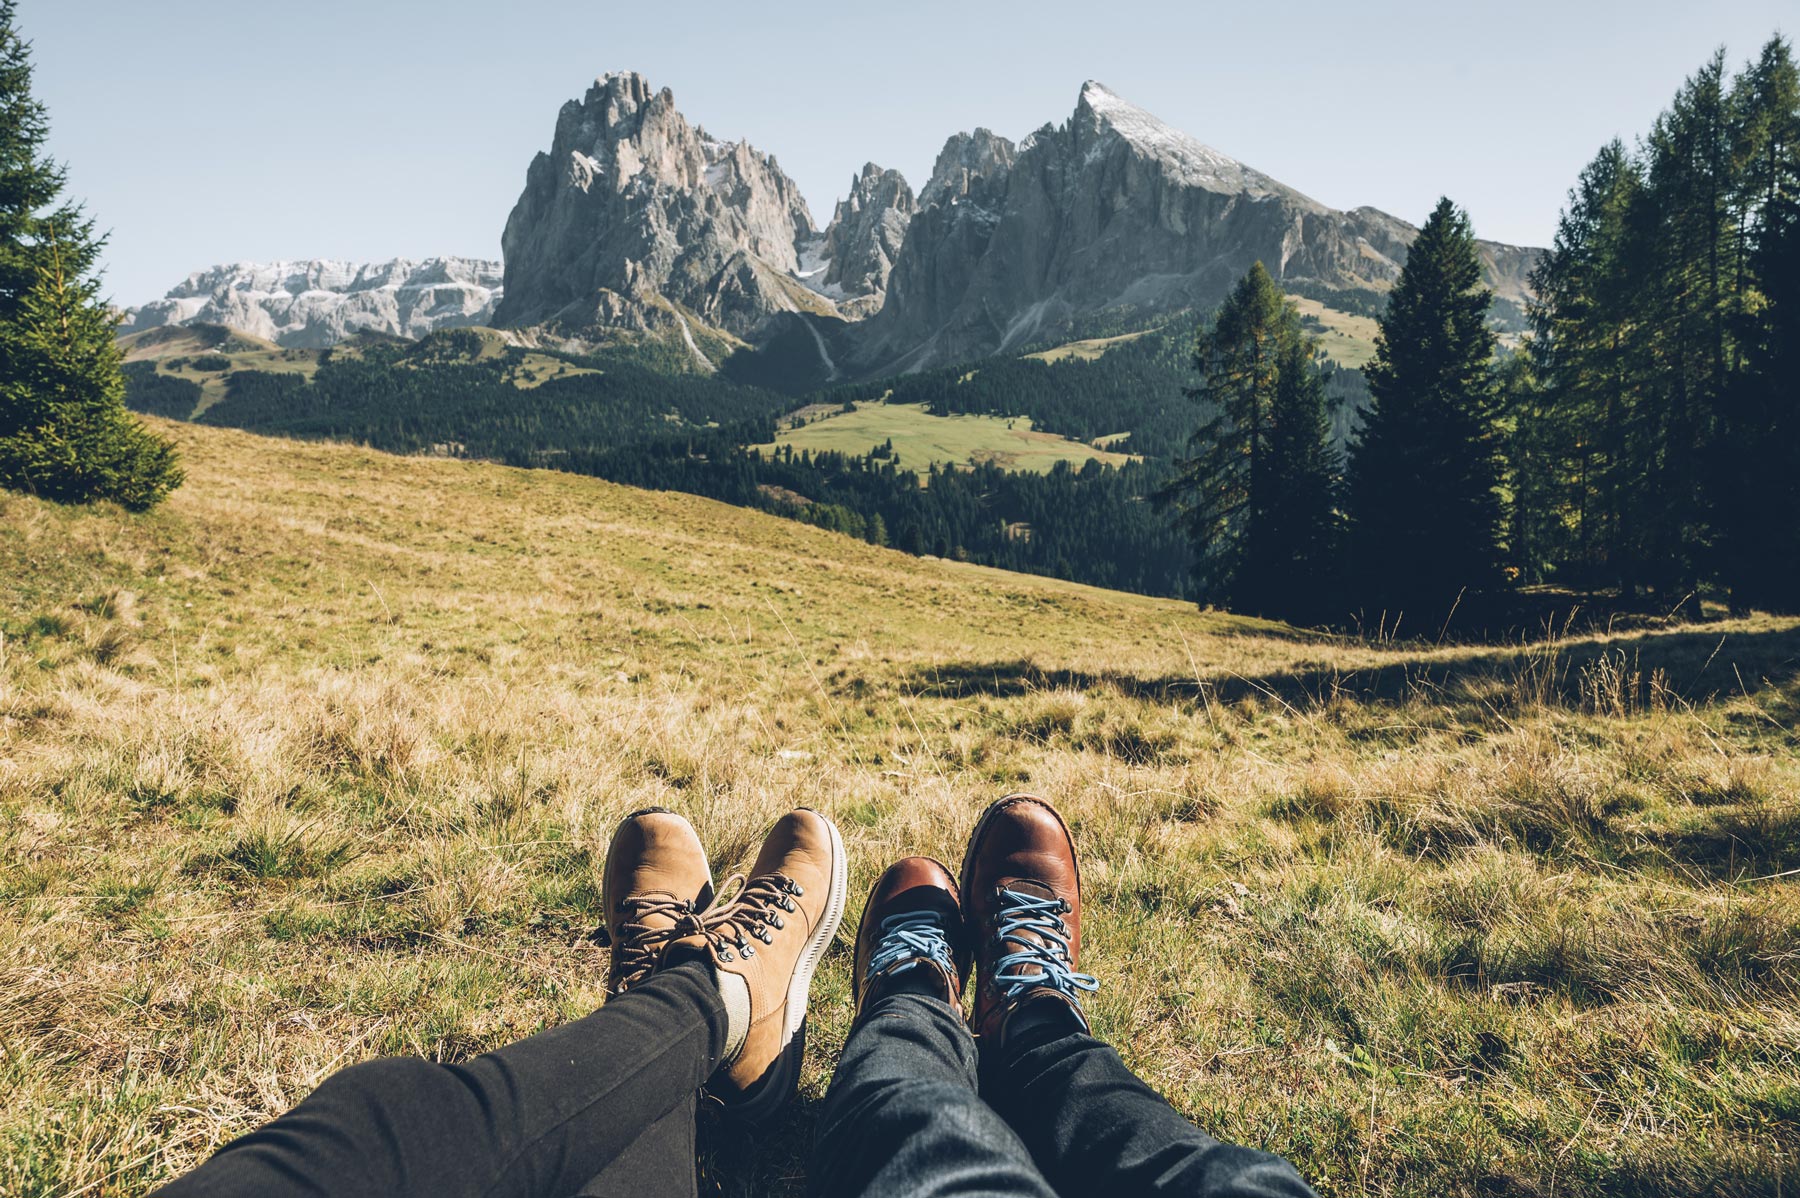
[20,0,1793,306]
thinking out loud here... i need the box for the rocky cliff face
[119,258,502,348]
[849,82,1539,373]
[493,71,837,339]
[802,164,916,319]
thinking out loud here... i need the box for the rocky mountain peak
[1071,80,1289,200]
[493,70,822,341]
[921,128,1017,207]
[813,164,916,316]
[851,80,1541,374]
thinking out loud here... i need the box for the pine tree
[0,1,180,510]
[1260,332,1341,620]
[1523,140,1652,591]
[1626,50,1741,616]
[1717,36,1800,611]
[1347,198,1505,627]
[1160,262,1339,621]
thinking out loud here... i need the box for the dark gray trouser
[153,959,726,1198]
[809,989,1318,1197]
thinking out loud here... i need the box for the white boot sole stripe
[781,812,848,1043]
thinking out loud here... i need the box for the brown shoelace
[695,873,803,964]
[603,893,708,992]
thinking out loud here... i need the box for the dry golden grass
[3,420,1797,1196]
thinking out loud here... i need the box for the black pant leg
[571,1097,700,1198]
[809,992,1058,1198]
[983,1025,1317,1198]
[156,959,726,1198]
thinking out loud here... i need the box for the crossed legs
[156,799,1315,1198]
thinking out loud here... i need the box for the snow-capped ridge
[1074,79,1294,200]
[119,257,503,348]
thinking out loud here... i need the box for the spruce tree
[1261,330,1341,619]
[0,0,180,510]
[1637,52,1738,613]
[1717,36,1800,611]
[1347,199,1505,627]
[1161,262,1340,621]
[1523,140,1652,592]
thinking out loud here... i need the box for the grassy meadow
[1022,330,1153,363]
[1284,295,1381,369]
[757,400,1137,474]
[2,420,1797,1196]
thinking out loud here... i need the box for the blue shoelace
[866,909,957,983]
[992,888,1099,1003]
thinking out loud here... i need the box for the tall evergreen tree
[1636,51,1738,612]
[0,0,180,509]
[1260,328,1342,619]
[1347,198,1505,627]
[1160,262,1340,621]
[1717,36,1800,610]
[1523,140,1652,591]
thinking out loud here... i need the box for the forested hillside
[121,324,1210,596]
[120,309,1385,604]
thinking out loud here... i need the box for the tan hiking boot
[598,807,714,998]
[852,856,968,1024]
[960,794,1097,1042]
[674,808,847,1124]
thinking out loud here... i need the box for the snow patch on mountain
[120,257,503,348]
[1077,81,1297,202]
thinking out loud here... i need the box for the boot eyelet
[743,944,756,957]
[720,950,734,962]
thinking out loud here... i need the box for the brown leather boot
[960,794,1097,1043]
[852,856,968,1024]
[671,808,847,1125]
[599,807,714,997]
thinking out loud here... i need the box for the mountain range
[118,258,502,349]
[121,74,1540,377]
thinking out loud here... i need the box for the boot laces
[606,893,708,992]
[866,909,956,983]
[700,872,803,963]
[992,888,1098,1003]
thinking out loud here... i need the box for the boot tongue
[1000,878,1056,902]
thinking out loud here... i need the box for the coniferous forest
[1163,36,1800,628]
[1516,39,1800,616]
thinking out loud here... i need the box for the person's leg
[962,795,1316,1198]
[571,1096,701,1198]
[159,809,730,1198]
[809,857,1056,1198]
[154,957,727,1198]
[983,1000,1316,1198]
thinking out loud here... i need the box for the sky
[20,0,1795,307]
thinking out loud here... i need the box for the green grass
[756,401,1137,474]
[117,323,607,415]
[2,420,1798,1196]
[1022,329,1152,363]
[1286,295,1381,368]
[119,326,326,416]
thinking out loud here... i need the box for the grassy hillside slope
[3,422,1797,1196]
